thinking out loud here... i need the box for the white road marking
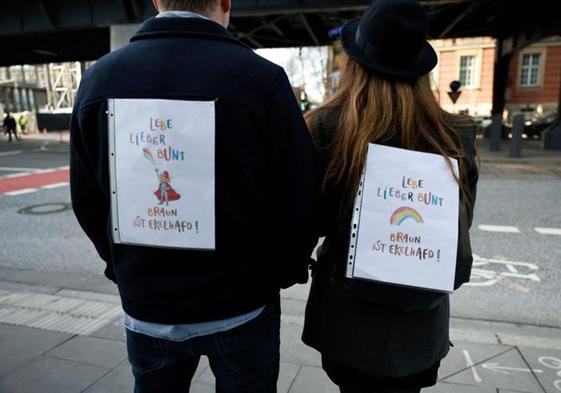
[3,188,38,196]
[0,150,22,157]
[468,254,540,287]
[478,225,521,233]
[539,356,561,369]
[482,363,543,374]
[41,182,69,189]
[0,166,42,172]
[462,350,482,383]
[0,172,33,179]
[535,227,561,236]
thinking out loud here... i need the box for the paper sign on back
[108,98,215,250]
[347,144,459,292]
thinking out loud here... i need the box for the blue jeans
[126,300,280,393]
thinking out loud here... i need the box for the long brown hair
[306,55,474,206]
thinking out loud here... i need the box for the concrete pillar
[543,60,561,150]
[110,24,141,52]
[490,39,512,151]
[489,113,502,152]
[510,114,524,158]
[543,124,561,150]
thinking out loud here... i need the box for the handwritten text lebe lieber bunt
[377,176,445,207]
[129,117,186,162]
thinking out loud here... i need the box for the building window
[459,55,477,88]
[520,53,541,87]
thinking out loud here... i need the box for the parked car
[482,122,511,140]
[524,112,558,140]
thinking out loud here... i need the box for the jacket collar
[130,17,251,51]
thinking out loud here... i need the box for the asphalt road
[1,138,560,328]
[0,138,69,175]
[454,174,561,329]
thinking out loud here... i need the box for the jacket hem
[120,290,279,325]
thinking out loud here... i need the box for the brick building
[506,37,561,116]
[431,37,495,117]
[430,36,561,119]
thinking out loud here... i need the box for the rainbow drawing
[390,206,424,226]
[143,148,156,166]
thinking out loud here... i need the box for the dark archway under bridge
[0,0,559,66]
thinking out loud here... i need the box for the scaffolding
[0,62,86,112]
[45,62,82,111]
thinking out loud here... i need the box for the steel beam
[300,13,320,46]
[269,22,286,37]
[438,2,476,37]
[38,0,57,29]
[120,0,143,22]
[232,5,368,18]
[230,23,263,48]
[237,15,291,41]
[130,0,143,20]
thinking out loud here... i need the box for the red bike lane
[0,168,69,195]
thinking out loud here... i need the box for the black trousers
[126,301,280,393]
[6,128,18,141]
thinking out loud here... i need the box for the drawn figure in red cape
[154,169,181,206]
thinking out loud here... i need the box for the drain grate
[17,202,71,216]
[0,290,121,335]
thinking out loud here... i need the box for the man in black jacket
[70,0,319,391]
[3,112,18,142]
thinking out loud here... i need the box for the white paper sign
[108,98,215,250]
[347,144,459,292]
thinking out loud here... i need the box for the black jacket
[302,109,479,377]
[70,17,319,324]
[3,116,16,131]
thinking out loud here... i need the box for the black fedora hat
[341,0,437,80]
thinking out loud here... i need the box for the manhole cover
[18,202,71,216]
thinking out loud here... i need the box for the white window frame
[518,48,546,89]
[456,49,483,90]
[458,54,477,89]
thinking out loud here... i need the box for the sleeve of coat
[69,93,116,283]
[308,111,336,238]
[268,70,321,288]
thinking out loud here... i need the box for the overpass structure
[1,0,561,147]
[1,1,560,65]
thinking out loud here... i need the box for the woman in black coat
[301,1,479,392]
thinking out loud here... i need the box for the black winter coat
[70,16,320,324]
[302,109,479,377]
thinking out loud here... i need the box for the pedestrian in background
[70,0,319,392]
[302,0,479,392]
[18,113,28,135]
[2,112,18,142]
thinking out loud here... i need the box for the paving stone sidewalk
[476,139,561,177]
[1,267,560,393]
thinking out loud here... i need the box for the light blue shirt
[123,9,265,341]
[156,10,209,20]
[123,306,265,342]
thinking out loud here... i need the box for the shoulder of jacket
[310,109,341,148]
